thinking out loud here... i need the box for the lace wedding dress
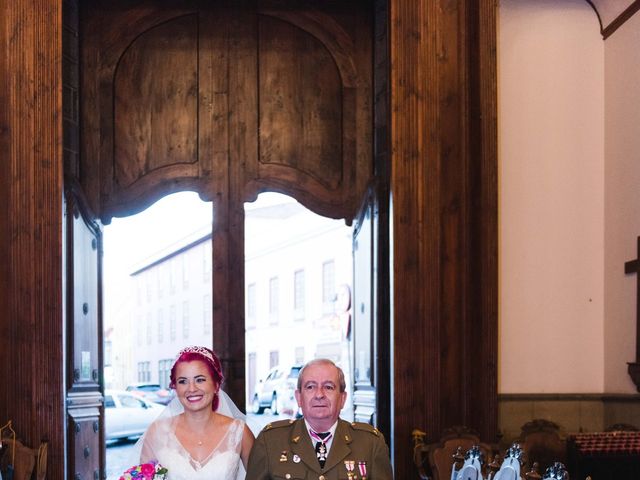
[141,416,245,480]
[134,392,247,480]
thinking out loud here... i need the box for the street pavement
[106,412,281,479]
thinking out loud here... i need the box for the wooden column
[389,1,498,477]
[0,1,65,479]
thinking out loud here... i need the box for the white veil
[126,390,247,479]
[153,389,246,422]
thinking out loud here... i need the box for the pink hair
[169,347,224,411]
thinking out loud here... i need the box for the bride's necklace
[190,414,216,448]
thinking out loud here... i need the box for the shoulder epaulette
[350,421,380,436]
[262,419,296,431]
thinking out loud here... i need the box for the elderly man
[246,358,394,479]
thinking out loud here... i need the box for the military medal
[310,430,333,468]
[358,461,368,480]
[317,442,327,463]
[279,451,288,462]
[344,460,355,479]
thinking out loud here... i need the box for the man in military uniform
[246,358,393,479]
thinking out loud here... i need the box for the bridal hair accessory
[119,460,167,480]
[177,346,215,364]
[171,346,224,410]
[172,346,224,384]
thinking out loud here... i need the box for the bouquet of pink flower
[119,460,168,480]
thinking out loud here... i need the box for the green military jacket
[245,418,394,480]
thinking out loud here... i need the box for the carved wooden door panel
[64,187,104,480]
[81,2,371,222]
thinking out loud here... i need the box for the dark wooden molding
[583,1,640,39]
[584,1,604,34]
[602,0,640,39]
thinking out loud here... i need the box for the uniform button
[285,475,291,479]
[319,476,326,480]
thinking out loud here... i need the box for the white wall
[604,12,640,392]
[499,0,605,392]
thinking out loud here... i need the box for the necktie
[310,430,332,468]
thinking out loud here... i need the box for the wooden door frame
[389,1,498,476]
[0,0,66,475]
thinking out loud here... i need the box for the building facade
[105,195,353,411]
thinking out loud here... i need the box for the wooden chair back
[419,426,496,480]
[518,419,566,475]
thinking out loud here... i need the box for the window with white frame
[322,260,336,312]
[203,242,212,283]
[146,312,152,345]
[137,278,142,306]
[138,361,151,382]
[137,315,143,346]
[157,308,164,343]
[169,259,176,295]
[269,277,279,324]
[182,253,189,290]
[158,359,172,389]
[203,294,211,335]
[157,265,164,299]
[294,346,305,364]
[169,305,177,341]
[246,283,256,329]
[293,269,305,321]
[105,340,112,367]
[182,301,190,339]
[269,350,279,369]
[146,275,152,302]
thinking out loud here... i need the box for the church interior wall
[497,0,640,444]
[603,9,640,392]
[499,0,605,394]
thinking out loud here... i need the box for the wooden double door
[65,1,386,478]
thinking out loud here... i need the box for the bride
[138,346,255,480]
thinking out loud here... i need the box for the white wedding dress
[134,392,247,480]
[141,416,245,480]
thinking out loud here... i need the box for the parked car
[252,364,302,416]
[126,382,174,405]
[104,390,164,441]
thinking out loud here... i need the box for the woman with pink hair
[138,346,254,479]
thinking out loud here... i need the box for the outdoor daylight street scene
[102,191,354,477]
